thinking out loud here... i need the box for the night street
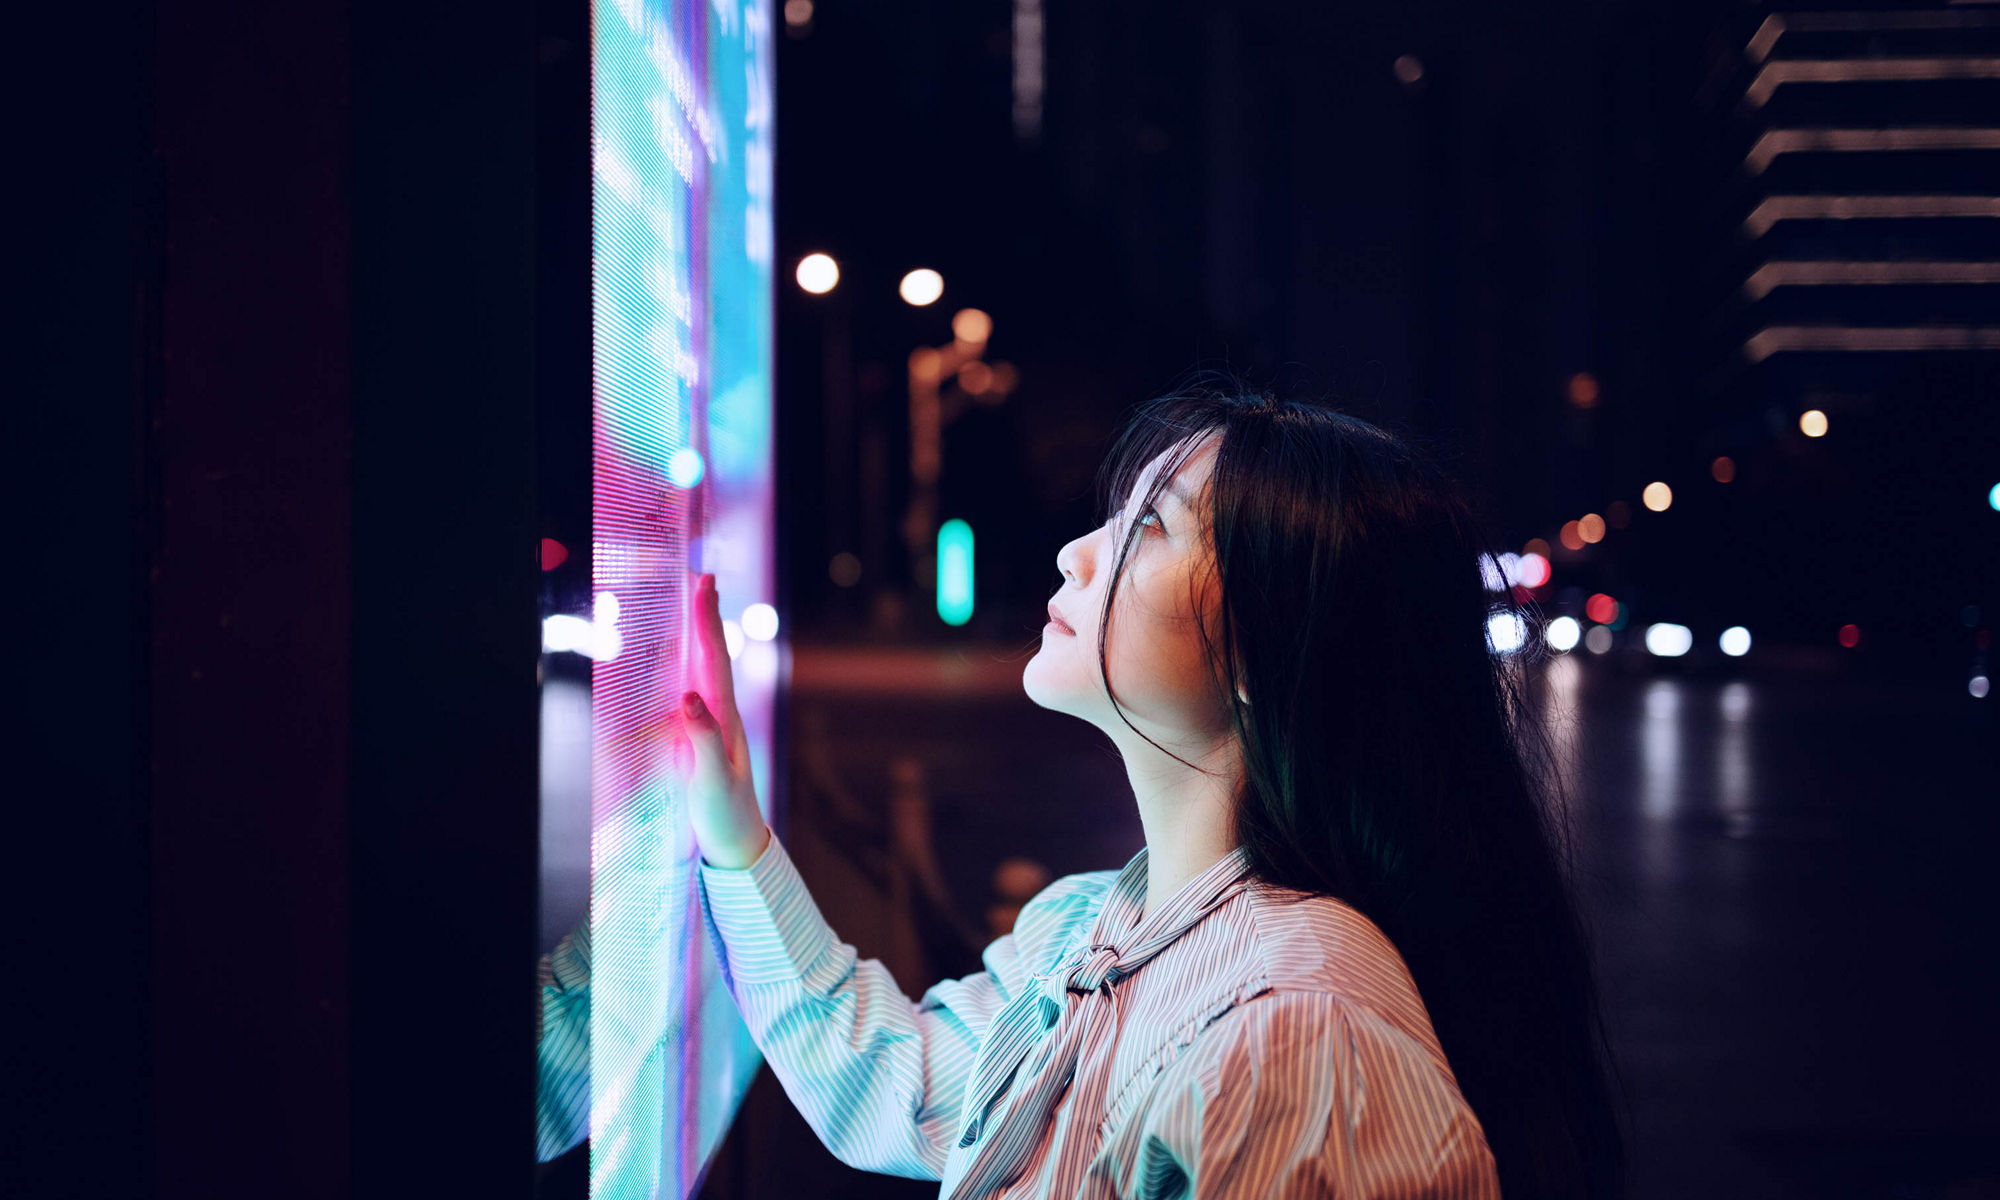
[676,642,2000,1200]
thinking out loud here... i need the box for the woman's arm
[699,825,1117,1180]
[696,826,1030,1180]
[534,920,592,1162]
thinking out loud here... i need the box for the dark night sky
[765,1,1998,673]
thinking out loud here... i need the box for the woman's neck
[1118,730,1243,921]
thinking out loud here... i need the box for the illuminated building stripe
[1745,325,2000,360]
[1748,10,2000,64]
[1747,57,2000,106]
[1744,260,2000,297]
[1743,195,2000,236]
[1746,128,2000,173]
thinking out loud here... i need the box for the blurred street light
[952,307,992,345]
[796,252,839,294]
[900,268,944,306]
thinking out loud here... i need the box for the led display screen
[541,0,777,1194]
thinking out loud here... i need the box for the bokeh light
[1517,552,1551,587]
[1642,482,1672,512]
[1546,615,1581,651]
[1838,623,1861,648]
[1606,500,1632,530]
[828,552,862,587]
[1487,611,1528,655]
[1578,513,1606,543]
[1559,520,1585,551]
[1585,593,1619,624]
[741,603,780,642]
[1584,624,1615,654]
[952,307,992,343]
[1973,676,1992,699]
[1523,537,1551,558]
[1800,409,1829,438]
[795,252,839,294]
[1567,372,1599,409]
[1712,456,1736,483]
[1719,626,1752,657]
[1644,623,1693,657]
[667,446,705,487]
[900,268,944,306]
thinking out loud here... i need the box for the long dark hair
[1090,376,1627,1199]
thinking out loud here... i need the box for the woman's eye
[1103,505,1161,536]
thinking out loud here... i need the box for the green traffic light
[937,519,974,626]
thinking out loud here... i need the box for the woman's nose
[1055,533,1089,588]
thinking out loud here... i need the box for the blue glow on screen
[587,0,775,1195]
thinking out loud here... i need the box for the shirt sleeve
[1125,991,1500,1200]
[535,919,592,1163]
[697,827,1081,1181]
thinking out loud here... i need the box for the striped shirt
[535,915,591,1163]
[538,828,1499,1197]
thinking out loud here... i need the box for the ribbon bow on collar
[945,844,1254,1200]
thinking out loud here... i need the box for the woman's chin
[1020,656,1064,709]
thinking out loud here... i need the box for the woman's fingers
[689,573,747,753]
[697,575,740,712]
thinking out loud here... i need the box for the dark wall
[14,1,545,1195]
[147,3,356,1192]
[13,0,153,1195]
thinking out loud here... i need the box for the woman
[679,382,1626,1198]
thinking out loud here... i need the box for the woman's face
[1024,431,1234,745]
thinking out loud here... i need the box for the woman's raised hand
[680,573,772,869]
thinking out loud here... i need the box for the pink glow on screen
[578,0,777,1195]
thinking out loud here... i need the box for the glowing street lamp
[795,252,839,294]
[899,268,944,306]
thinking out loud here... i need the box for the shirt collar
[1088,842,1256,953]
